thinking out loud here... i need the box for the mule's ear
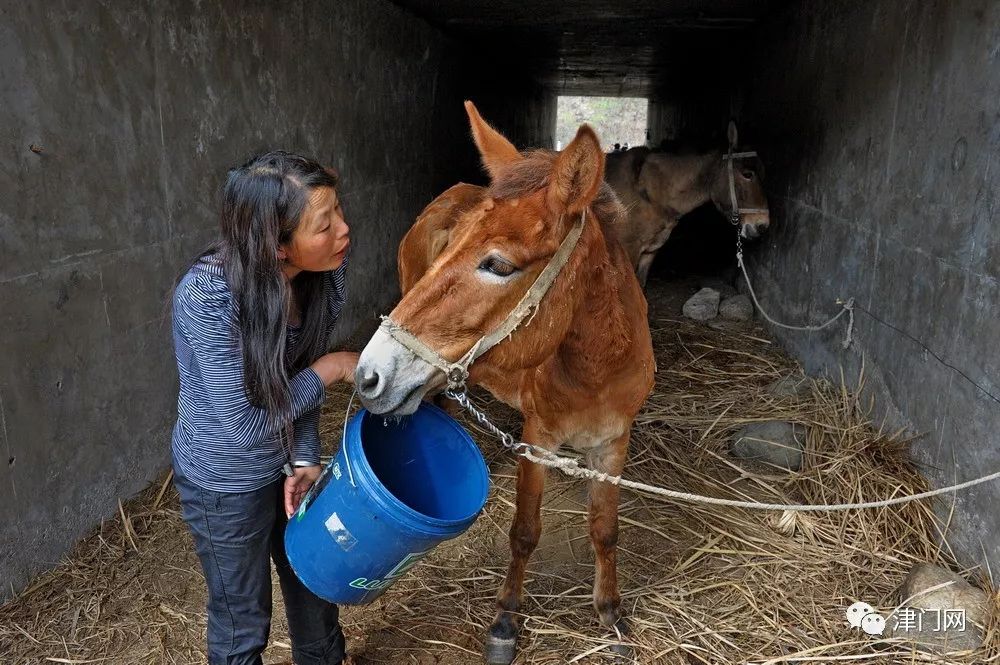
[547,124,605,215]
[427,228,450,266]
[465,100,520,179]
[727,120,739,149]
[629,145,651,182]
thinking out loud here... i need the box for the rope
[444,390,1000,513]
[737,251,856,350]
[378,317,480,390]
[523,446,1000,512]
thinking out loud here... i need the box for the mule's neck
[702,149,735,211]
[556,218,633,382]
[689,150,726,213]
[657,150,724,219]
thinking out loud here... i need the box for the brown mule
[605,122,770,286]
[356,102,655,663]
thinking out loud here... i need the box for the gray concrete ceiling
[392,1,786,97]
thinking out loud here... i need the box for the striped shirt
[170,252,347,492]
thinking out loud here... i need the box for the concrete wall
[647,92,728,148]
[430,39,557,192]
[646,41,744,148]
[646,101,680,147]
[738,0,999,571]
[0,0,555,599]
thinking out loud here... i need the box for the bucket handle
[293,389,359,521]
[342,388,358,488]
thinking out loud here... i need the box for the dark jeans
[173,463,346,665]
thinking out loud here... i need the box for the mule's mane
[486,149,626,230]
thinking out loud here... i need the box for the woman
[170,151,358,665]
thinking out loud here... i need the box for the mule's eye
[741,170,755,180]
[478,255,518,277]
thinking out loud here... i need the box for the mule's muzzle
[740,218,770,240]
[356,327,440,415]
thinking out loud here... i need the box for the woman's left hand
[284,465,322,518]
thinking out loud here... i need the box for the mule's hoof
[605,617,633,663]
[484,634,517,664]
[612,616,632,637]
[607,640,634,663]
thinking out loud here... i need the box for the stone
[883,563,989,654]
[719,294,753,321]
[769,373,811,398]
[730,421,805,470]
[683,287,720,321]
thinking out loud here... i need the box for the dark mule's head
[711,121,770,239]
[356,101,618,415]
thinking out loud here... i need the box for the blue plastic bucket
[285,401,489,605]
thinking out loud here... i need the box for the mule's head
[355,101,611,415]
[711,121,770,239]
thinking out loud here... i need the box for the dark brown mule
[355,102,655,662]
[605,122,770,287]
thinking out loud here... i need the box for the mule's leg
[586,433,629,633]
[635,222,676,288]
[486,429,549,664]
[635,252,655,287]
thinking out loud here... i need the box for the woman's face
[279,186,350,274]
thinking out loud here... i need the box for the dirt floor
[1,276,998,664]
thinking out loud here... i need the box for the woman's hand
[310,351,360,387]
[284,465,323,518]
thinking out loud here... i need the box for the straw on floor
[1,279,997,664]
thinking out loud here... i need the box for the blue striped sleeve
[291,405,322,465]
[175,273,326,451]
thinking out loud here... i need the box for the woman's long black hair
[169,150,339,441]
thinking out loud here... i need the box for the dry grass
[1,278,997,664]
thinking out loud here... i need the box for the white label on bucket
[324,512,358,552]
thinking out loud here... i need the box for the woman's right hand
[310,351,360,387]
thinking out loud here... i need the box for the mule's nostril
[358,369,382,398]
